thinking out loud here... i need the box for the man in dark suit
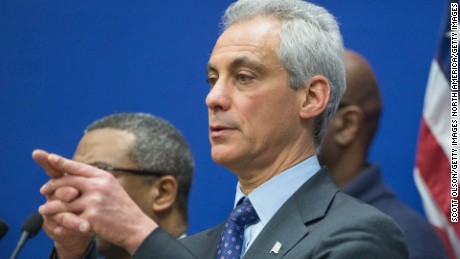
[34,0,409,258]
[318,49,448,259]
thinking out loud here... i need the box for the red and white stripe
[414,59,460,258]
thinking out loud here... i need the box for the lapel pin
[270,241,282,254]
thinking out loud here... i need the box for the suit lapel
[243,168,338,258]
[243,199,308,258]
[196,221,225,259]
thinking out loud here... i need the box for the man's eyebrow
[229,56,267,75]
[206,56,268,75]
[206,63,217,74]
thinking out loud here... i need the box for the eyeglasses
[89,162,167,177]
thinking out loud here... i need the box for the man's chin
[211,144,238,162]
[211,152,234,166]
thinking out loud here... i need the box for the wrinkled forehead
[209,16,282,70]
[213,16,281,54]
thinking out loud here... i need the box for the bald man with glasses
[48,113,194,259]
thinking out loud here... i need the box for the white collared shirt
[234,156,320,257]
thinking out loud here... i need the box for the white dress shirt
[233,155,321,257]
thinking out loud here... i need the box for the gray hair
[221,0,346,148]
[85,113,194,221]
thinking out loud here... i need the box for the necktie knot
[229,198,258,226]
[216,198,259,259]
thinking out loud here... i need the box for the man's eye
[206,77,217,87]
[236,73,253,83]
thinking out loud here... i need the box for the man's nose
[206,79,231,112]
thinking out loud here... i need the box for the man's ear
[333,105,364,146]
[299,75,330,119]
[151,175,178,213]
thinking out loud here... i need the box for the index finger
[47,153,102,178]
[32,149,64,178]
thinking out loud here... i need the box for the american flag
[414,1,459,258]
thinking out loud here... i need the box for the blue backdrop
[0,1,448,257]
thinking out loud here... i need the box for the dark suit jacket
[343,164,448,259]
[132,168,408,259]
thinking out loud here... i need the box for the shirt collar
[234,155,320,226]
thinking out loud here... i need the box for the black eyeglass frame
[89,162,167,177]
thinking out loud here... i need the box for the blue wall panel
[0,1,447,257]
